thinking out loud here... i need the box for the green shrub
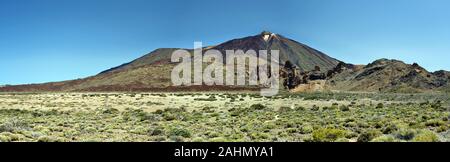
[286,128,297,133]
[263,123,276,130]
[424,119,445,127]
[169,136,184,142]
[37,136,62,142]
[357,130,382,142]
[148,127,164,136]
[284,121,296,128]
[194,95,217,101]
[412,130,439,142]
[278,107,292,113]
[202,107,216,113]
[311,105,319,111]
[357,121,370,128]
[84,127,97,133]
[205,131,221,138]
[0,118,29,133]
[312,128,347,142]
[102,108,119,114]
[164,107,187,113]
[153,109,163,114]
[382,124,398,134]
[436,125,448,133]
[330,103,339,110]
[339,105,350,111]
[250,104,266,110]
[150,136,166,142]
[168,128,191,138]
[0,132,20,141]
[295,106,306,111]
[371,135,397,142]
[300,125,314,134]
[344,122,357,128]
[345,132,359,139]
[228,108,241,116]
[395,128,417,141]
[430,100,442,109]
[322,106,331,111]
[249,132,270,140]
[163,113,177,121]
[376,103,384,109]
[0,135,11,142]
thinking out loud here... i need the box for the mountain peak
[260,31,276,42]
[261,31,274,35]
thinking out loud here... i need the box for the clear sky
[1,0,449,85]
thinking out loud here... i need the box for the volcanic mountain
[1,31,449,93]
[100,31,339,74]
[0,31,340,92]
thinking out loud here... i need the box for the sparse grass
[0,92,448,142]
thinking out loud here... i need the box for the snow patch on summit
[263,34,270,41]
[262,33,276,42]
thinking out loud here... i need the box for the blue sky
[1,0,449,85]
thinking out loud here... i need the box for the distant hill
[327,59,450,93]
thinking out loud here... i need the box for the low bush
[311,105,319,111]
[168,128,191,138]
[295,106,306,111]
[424,119,445,127]
[250,104,266,111]
[102,108,119,114]
[312,128,347,142]
[278,107,292,113]
[376,103,384,109]
[382,124,398,134]
[0,135,12,142]
[300,125,314,134]
[412,130,440,142]
[436,125,448,133]
[148,127,164,136]
[371,135,397,142]
[0,118,29,133]
[340,105,350,111]
[163,113,177,121]
[357,129,382,142]
[37,136,63,142]
[395,128,417,141]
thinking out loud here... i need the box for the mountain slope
[99,48,185,74]
[327,59,450,92]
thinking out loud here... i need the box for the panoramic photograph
[0,0,449,157]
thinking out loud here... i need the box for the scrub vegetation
[0,92,448,142]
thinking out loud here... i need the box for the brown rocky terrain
[326,59,450,92]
